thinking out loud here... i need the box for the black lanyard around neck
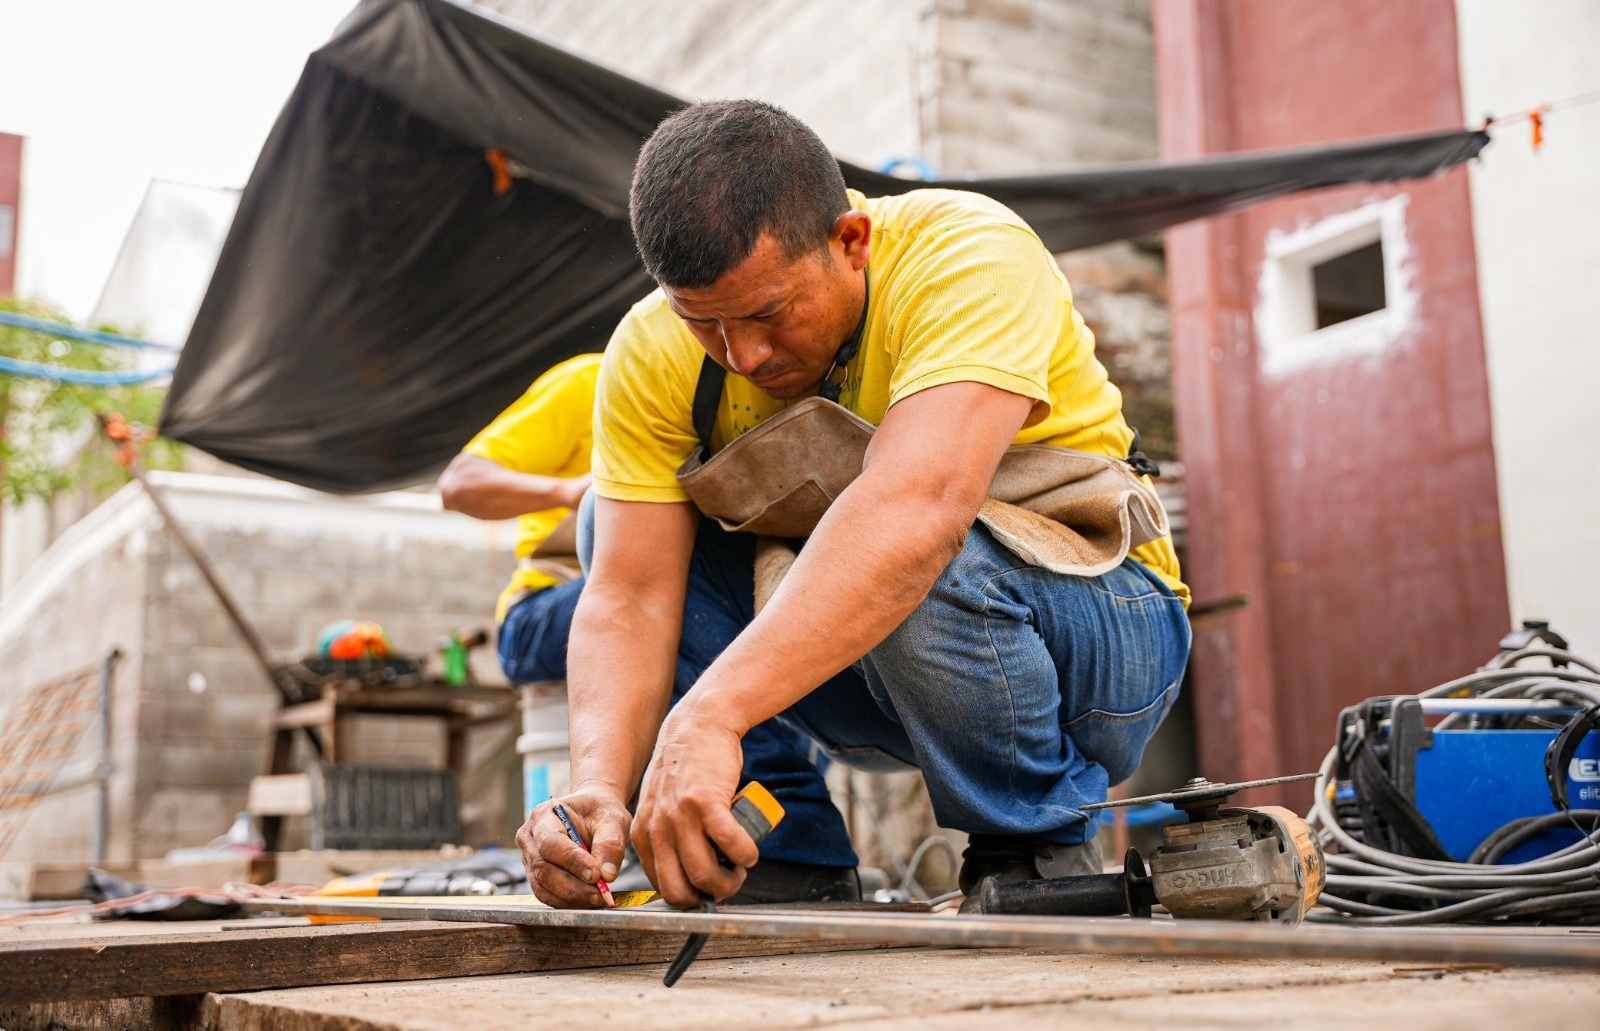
[691,274,869,461]
[819,277,869,404]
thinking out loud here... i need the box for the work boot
[957,834,1104,896]
[726,860,861,905]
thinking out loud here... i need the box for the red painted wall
[1154,0,1509,799]
[0,132,21,295]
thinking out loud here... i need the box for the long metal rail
[245,897,1600,972]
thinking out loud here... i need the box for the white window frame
[1256,196,1416,378]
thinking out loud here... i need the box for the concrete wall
[0,473,518,863]
[486,0,925,169]
[1456,0,1600,653]
[487,0,1156,175]
[486,0,1173,454]
[1155,0,1508,793]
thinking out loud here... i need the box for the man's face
[662,215,870,400]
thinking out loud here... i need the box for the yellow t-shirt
[593,189,1186,602]
[463,352,601,622]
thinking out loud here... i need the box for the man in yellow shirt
[518,101,1190,910]
[438,353,599,685]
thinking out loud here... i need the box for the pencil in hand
[551,802,617,908]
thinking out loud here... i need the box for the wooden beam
[246,773,313,816]
[0,920,905,1005]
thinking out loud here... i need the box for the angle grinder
[962,773,1326,924]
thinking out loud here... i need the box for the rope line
[0,354,174,385]
[0,311,180,352]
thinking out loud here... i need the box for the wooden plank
[132,849,479,890]
[0,919,906,1005]
[134,855,265,888]
[273,697,335,730]
[0,994,199,1031]
[0,861,138,901]
[270,849,477,886]
[207,947,1600,1031]
[247,774,312,816]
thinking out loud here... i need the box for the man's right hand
[517,788,631,908]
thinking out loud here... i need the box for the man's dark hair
[629,99,850,288]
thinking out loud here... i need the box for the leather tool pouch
[675,396,1170,583]
[678,399,875,537]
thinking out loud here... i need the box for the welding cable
[899,834,962,897]
[1306,645,1600,925]
[1472,811,1600,865]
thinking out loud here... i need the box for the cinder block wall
[488,0,1171,459]
[0,473,518,864]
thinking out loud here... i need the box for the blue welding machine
[1334,691,1600,864]
[1411,729,1600,863]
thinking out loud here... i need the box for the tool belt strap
[676,395,1169,579]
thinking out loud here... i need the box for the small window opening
[1311,240,1386,329]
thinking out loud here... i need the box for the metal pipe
[93,648,121,864]
[242,897,1600,972]
[99,417,323,756]
[1416,698,1573,714]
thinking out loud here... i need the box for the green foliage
[0,297,184,507]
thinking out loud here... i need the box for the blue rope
[0,311,180,352]
[877,155,939,180]
[0,354,173,385]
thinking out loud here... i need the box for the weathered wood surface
[1,918,906,1005]
[10,947,1598,1031]
[208,950,1600,1031]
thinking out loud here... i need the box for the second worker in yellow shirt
[439,353,599,686]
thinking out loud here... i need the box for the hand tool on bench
[962,773,1325,924]
[663,780,785,987]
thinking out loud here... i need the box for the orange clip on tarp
[100,412,140,468]
[485,148,512,196]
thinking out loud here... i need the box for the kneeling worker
[438,352,599,685]
[519,101,1191,909]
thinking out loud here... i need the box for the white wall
[1456,0,1600,652]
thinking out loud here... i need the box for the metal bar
[93,648,119,864]
[243,898,1600,972]
[1416,699,1573,714]
[101,425,323,757]
[129,466,293,707]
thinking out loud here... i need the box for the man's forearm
[565,583,683,799]
[677,382,1029,736]
[679,469,969,735]
[439,454,586,520]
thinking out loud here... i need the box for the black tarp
[161,0,1489,494]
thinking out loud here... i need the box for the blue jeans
[575,493,1191,868]
[497,576,586,684]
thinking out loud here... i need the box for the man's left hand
[632,701,760,908]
